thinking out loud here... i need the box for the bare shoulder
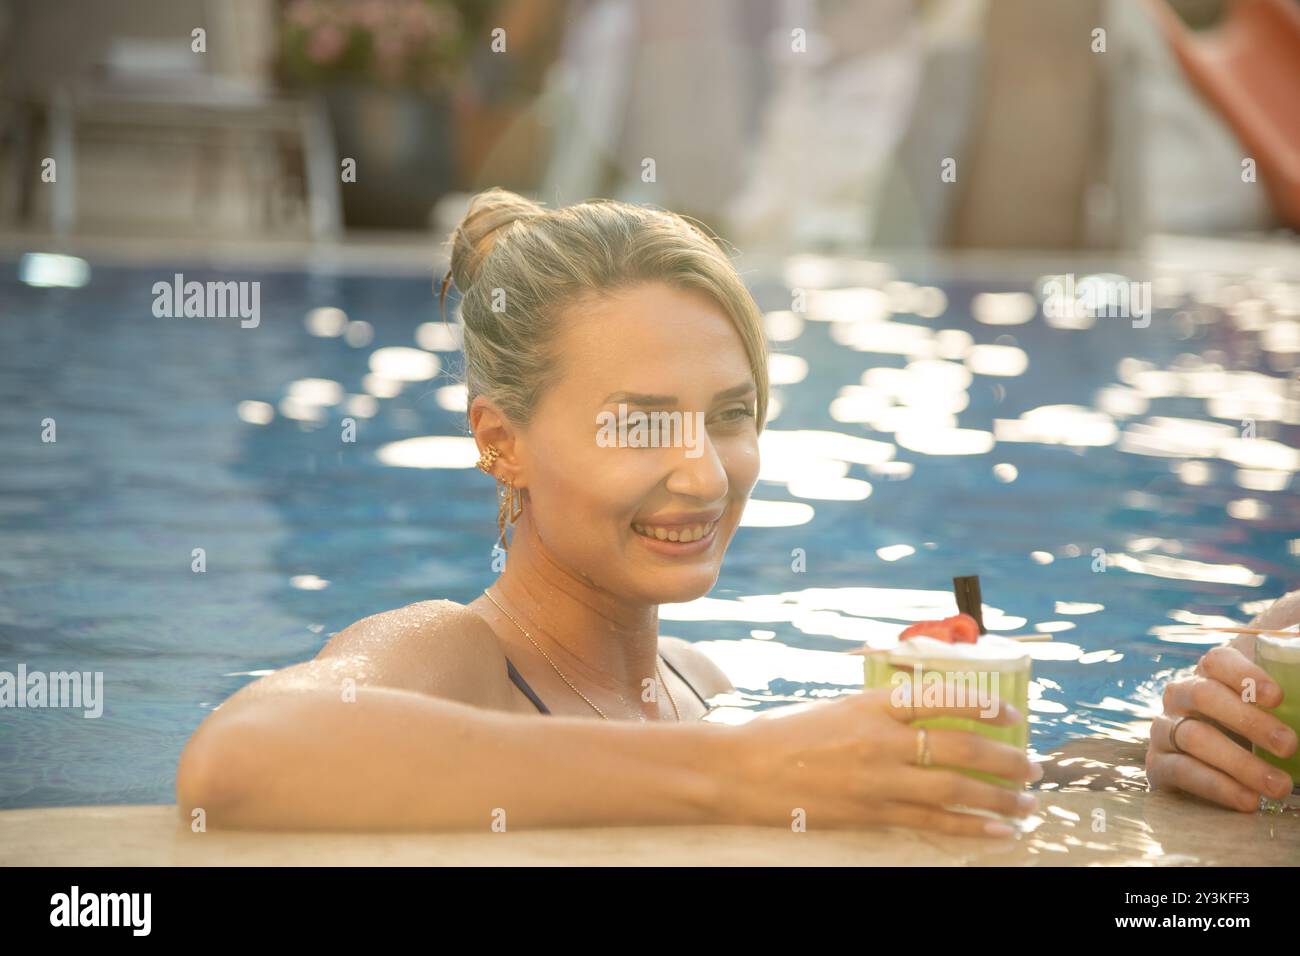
[659,635,734,698]
[316,599,514,707]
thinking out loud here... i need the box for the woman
[1146,590,1298,810]
[175,188,1040,834]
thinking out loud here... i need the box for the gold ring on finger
[915,727,932,767]
[1168,715,1194,755]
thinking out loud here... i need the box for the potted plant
[278,0,475,229]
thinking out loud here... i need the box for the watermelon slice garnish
[899,613,980,644]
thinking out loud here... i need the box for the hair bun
[447,188,544,296]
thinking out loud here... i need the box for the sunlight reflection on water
[1,252,1296,807]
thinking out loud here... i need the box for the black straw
[953,575,986,634]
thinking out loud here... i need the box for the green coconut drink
[1254,632,1300,807]
[864,633,1032,789]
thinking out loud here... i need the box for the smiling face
[516,282,762,605]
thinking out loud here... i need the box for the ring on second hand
[1168,715,1194,755]
[916,727,932,767]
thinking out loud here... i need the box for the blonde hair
[443,188,769,431]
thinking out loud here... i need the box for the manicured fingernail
[984,821,1015,838]
[1267,772,1291,796]
[1263,682,1282,701]
[1270,728,1296,753]
[1029,762,1045,782]
[1017,793,1038,812]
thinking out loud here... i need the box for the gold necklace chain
[483,588,680,721]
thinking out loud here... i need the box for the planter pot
[323,85,454,230]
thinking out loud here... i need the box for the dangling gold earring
[477,443,524,552]
[496,479,525,552]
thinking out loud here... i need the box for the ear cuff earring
[476,443,523,551]
[475,444,500,474]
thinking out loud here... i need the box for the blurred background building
[0,0,1295,260]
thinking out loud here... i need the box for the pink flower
[402,1,437,39]
[358,0,387,31]
[286,0,320,30]
[376,31,406,60]
[306,23,347,64]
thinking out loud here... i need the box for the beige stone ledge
[3,738,1296,865]
[2,790,1296,867]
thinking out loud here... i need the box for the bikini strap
[506,650,709,715]
[505,657,550,714]
[658,649,711,708]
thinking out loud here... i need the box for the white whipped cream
[1257,633,1300,664]
[888,633,1031,667]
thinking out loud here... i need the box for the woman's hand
[1146,644,1297,811]
[723,687,1041,836]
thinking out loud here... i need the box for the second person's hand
[1146,644,1296,811]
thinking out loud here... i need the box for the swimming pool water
[1,258,1297,808]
